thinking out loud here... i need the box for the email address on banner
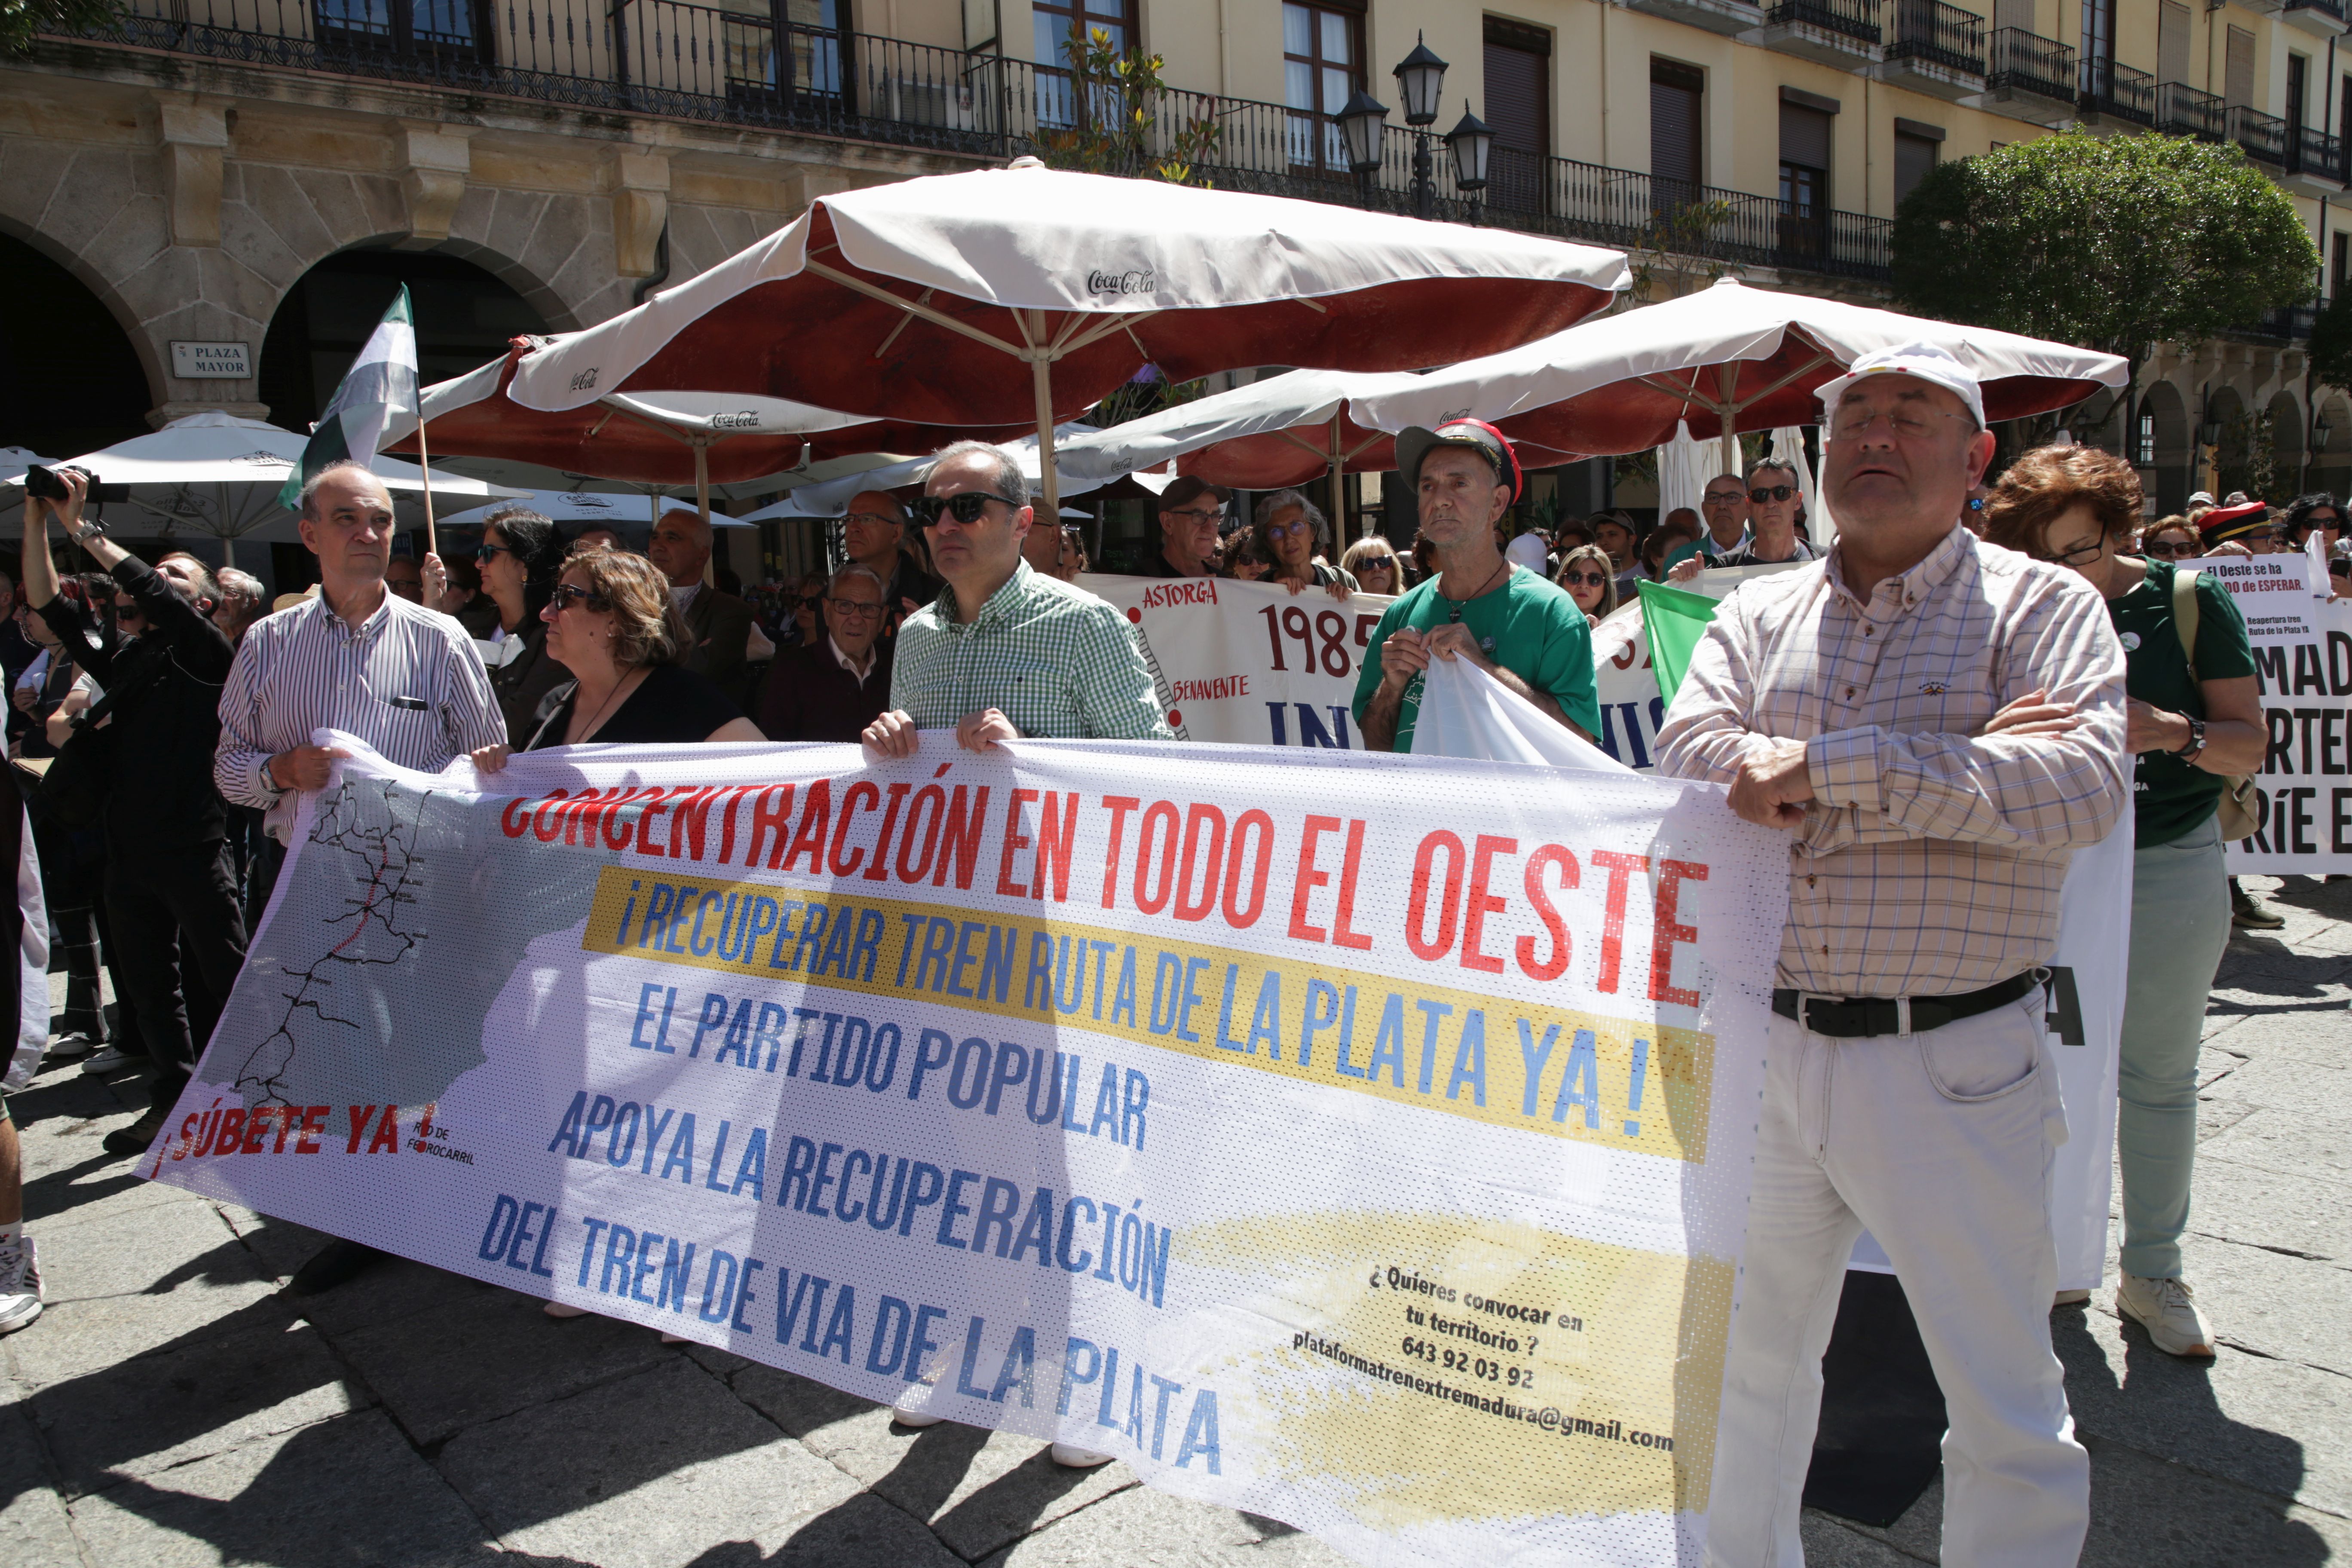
[580,866,1715,1163]
[1291,1332,1675,1450]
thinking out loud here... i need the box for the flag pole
[413,411,439,563]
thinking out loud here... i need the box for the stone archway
[257,247,551,431]
[0,231,153,457]
[2141,380,2191,516]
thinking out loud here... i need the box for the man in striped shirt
[214,459,505,1295]
[1657,346,2127,1567]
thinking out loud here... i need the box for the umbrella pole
[1329,412,1347,550]
[415,412,439,562]
[1031,353,1061,524]
[695,443,714,588]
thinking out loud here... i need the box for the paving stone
[2079,1437,2352,1568]
[434,1357,867,1567]
[717,1358,1132,1559]
[2199,1050,2349,1104]
[66,1407,496,1568]
[2208,1007,2352,1067]
[4,1198,288,1387]
[2175,1231,2352,1376]
[1797,1509,1934,1567]
[28,1316,368,1498]
[2186,1153,2352,1262]
[0,1403,80,1568]
[331,1281,673,1446]
[2053,1301,2352,1516]
[2195,1102,2352,1182]
[976,1479,1352,1568]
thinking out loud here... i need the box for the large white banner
[149,732,1790,1568]
[2202,550,2352,873]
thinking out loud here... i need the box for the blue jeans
[2117,815,2230,1280]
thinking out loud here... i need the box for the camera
[22,466,87,502]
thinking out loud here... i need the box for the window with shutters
[2157,0,2189,87]
[1650,58,1704,202]
[1779,98,1832,262]
[1283,1,1365,173]
[1485,17,1552,215]
[2080,0,2113,66]
[2335,232,2349,299]
[1994,0,2033,33]
[1893,129,1939,205]
[1032,0,1139,126]
[2226,26,2254,108]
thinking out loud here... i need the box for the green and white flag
[276,285,418,511]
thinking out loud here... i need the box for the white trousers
[1705,993,2090,1568]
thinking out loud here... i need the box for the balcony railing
[2283,0,2347,24]
[2243,303,2319,340]
[1984,26,2073,99]
[2078,55,2155,123]
[1885,0,1985,75]
[1765,0,1883,45]
[2291,122,2346,179]
[55,0,1896,279]
[2157,81,2228,139]
[2228,104,2289,162]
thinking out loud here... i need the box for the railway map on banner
[149,729,1790,1568]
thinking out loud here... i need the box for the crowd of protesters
[0,343,2315,1564]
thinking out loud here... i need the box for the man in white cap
[1656,343,2128,1566]
[1354,420,1600,752]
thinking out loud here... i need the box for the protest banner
[1078,574,1391,747]
[150,732,1790,1568]
[2196,550,2352,873]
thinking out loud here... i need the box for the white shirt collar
[827,634,877,683]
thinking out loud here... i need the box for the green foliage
[1891,130,2315,369]
[1627,199,1736,305]
[1,0,123,52]
[2217,408,2278,502]
[1035,29,1222,186]
[2311,292,2352,393]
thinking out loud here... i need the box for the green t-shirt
[1351,565,1602,752]
[2108,558,2255,846]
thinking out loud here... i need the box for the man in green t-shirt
[1353,421,1602,751]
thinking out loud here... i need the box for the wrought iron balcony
[2228,104,2289,163]
[1884,0,1985,75]
[2281,0,2348,36]
[1984,26,2073,101]
[2077,56,2155,124]
[2289,122,2346,184]
[49,0,1898,281]
[2157,81,2228,139]
[1765,0,1883,45]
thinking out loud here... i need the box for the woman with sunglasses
[1984,445,2262,1360]
[474,508,572,741]
[470,547,763,766]
[2136,517,2201,562]
[1553,543,1619,624]
[1340,536,1406,596]
[1219,532,1274,581]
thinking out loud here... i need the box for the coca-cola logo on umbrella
[706,410,764,430]
[1086,268,1155,297]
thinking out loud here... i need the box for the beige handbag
[2170,567,2261,843]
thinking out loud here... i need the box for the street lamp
[1390,33,1449,218]
[1338,86,1390,181]
[1445,103,1493,193]
[2316,416,2335,452]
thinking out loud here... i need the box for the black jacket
[38,557,236,851]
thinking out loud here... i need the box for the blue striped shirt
[215,588,506,838]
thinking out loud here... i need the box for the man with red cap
[2195,498,2270,557]
[1353,420,1600,751]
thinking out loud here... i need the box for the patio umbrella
[433,490,750,531]
[1351,277,2131,473]
[1054,369,1583,542]
[493,159,1630,517]
[734,422,1106,523]
[0,412,527,567]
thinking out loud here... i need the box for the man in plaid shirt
[864,441,1170,760]
[1658,346,2127,1567]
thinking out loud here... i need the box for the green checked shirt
[889,561,1174,741]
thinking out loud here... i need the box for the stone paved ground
[3,875,2349,1567]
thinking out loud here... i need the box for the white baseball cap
[1814,342,1987,432]
[1504,532,1550,573]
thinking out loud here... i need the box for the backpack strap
[2171,564,2201,677]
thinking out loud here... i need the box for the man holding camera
[20,468,246,1158]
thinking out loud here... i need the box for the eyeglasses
[827,597,885,619]
[1748,485,1798,504]
[841,511,903,530]
[912,491,1024,527]
[2036,538,2109,568]
[1356,558,1396,575]
[1562,570,1611,587]
[550,584,609,613]
[1166,507,1225,524]
[475,543,510,564]
[1702,490,1747,506]
[1265,519,1315,538]
[2141,539,2198,559]
[1829,406,1968,441]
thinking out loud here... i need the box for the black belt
[1770,970,2043,1039]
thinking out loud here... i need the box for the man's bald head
[647,508,714,589]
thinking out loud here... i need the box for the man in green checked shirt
[862,441,1172,759]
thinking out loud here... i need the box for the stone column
[395,120,477,248]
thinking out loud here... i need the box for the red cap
[2198,500,2270,543]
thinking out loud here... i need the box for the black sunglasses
[1562,570,1611,587]
[912,491,1025,527]
[475,543,510,564]
[1749,485,1798,504]
[550,583,610,612]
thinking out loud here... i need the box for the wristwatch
[2172,715,2208,760]
[67,518,107,546]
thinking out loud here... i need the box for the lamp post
[1336,36,1494,222]
[1393,34,1446,218]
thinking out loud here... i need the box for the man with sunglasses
[840,489,942,627]
[1143,475,1231,578]
[1657,344,2127,1568]
[756,563,894,742]
[863,441,1168,761]
[1713,460,1820,567]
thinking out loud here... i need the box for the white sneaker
[44,1032,98,1061]
[542,1301,591,1319]
[1049,1443,1114,1468]
[2052,1289,2090,1308]
[891,1393,948,1428]
[80,1047,137,1077]
[0,1237,42,1335]
[2116,1272,2216,1357]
